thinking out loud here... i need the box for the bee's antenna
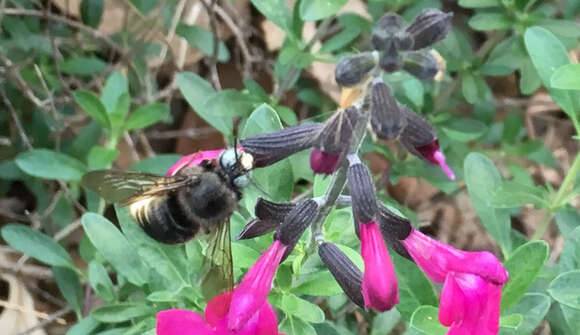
[232,117,241,164]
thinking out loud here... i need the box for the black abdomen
[132,194,200,244]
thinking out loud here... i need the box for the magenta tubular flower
[227,239,287,331]
[167,148,230,176]
[347,158,399,311]
[156,291,282,335]
[360,221,399,311]
[402,229,509,334]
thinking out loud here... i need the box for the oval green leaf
[548,270,580,310]
[15,149,87,181]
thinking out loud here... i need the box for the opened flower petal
[167,149,227,176]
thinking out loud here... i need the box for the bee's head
[219,148,254,189]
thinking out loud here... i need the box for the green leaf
[137,244,187,288]
[410,306,448,335]
[0,160,25,180]
[60,57,106,75]
[80,0,104,28]
[490,181,549,208]
[468,13,513,31]
[53,267,83,316]
[232,243,261,268]
[109,93,130,128]
[81,213,148,286]
[548,270,580,309]
[459,0,500,7]
[73,90,109,127]
[319,26,361,53]
[500,293,551,335]
[279,315,317,335]
[101,72,128,115]
[299,0,347,21]
[279,293,325,323]
[524,27,577,118]
[461,73,490,104]
[87,146,119,170]
[175,24,230,62]
[88,260,116,302]
[464,153,512,255]
[293,271,343,296]
[393,254,438,320]
[501,241,549,312]
[177,71,215,115]
[371,309,401,335]
[1,224,74,268]
[66,316,100,335]
[551,64,580,90]
[202,90,256,136]
[16,149,87,181]
[92,303,155,323]
[251,0,292,32]
[555,207,580,237]
[130,154,182,174]
[499,314,523,329]
[125,103,170,130]
[441,118,487,142]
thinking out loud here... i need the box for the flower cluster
[156,8,508,335]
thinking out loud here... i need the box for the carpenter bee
[81,148,254,294]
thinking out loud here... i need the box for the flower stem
[309,99,371,249]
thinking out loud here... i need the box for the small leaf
[293,271,343,296]
[87,146,119,170]
[1,224,74,268]
[551,64,580,90]
[73,90,109,127]
[279,315,317,335]
[88,260,116,302]
[461,73,489,104]
[280,293,325,323]
[499,314,523,329]
[410,306,448,335]
[92,303,155,323]
[299,0,347,21]
[441,118,487,142]
[250,0,292,32]
[124,103,170,130]
[458,0,500,7]
[548,270,580,309]
[490,181,549,208]
[80,0,104,28]
[468,13,513,31]
[66,316,100,335]
[464,153,512,255]
[500,293,550,335]
[16,149,87,181]
[60,57,106,76]
[53,267,83,316]
[501,240,549,312]
[175,24,230,62]
[82,213,148,286]
[101,72,128,115]
[393,254,438,320]
[177,71,215,114]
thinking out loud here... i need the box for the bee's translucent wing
[201,219,234,299]
[82,170,194,206]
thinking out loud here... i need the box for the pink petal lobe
[310,149,340,175]
[228,240,287,331]
[167,149,225,176]
[360,221,399,311]
[205,291,233,327]
[438,273,465,327]
[156,309,212,335]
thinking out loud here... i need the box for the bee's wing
[201,219,234,299]
[82,170,195,206]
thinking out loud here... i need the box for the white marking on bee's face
[239,152,254,171]
[129,197,156,217]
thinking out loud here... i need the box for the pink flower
[228,240,287,330]
[167,149,226,176]
[310,149,340,175]
[402,229,509,334]
[156,240,287,335]
[360,221,399,311]
[156,291,282,335]
[415,140,455,181]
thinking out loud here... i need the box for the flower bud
[399,108,455,180]
[378,203,413,260]
[335,52,378,87]
[371,14,409,51]
[405,9,453,50]
[403,51,439,80]
[240,123,322,167]
[237,198,296,240]
[275,199,318,260]
[311,107,359,175]
[319,242,364,308]
[379,50,403,73]
[370,78,407,139]
[347,160,378,225]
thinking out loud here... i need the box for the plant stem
[308,99,370,250]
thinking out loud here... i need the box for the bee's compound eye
[233,174,250,188]
[220,148,237,169]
